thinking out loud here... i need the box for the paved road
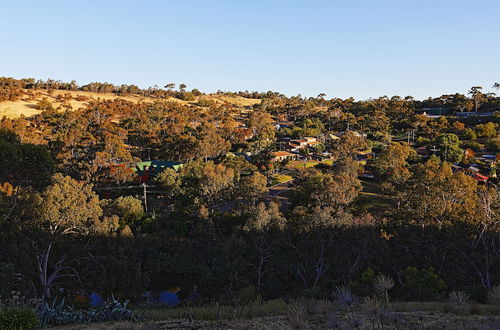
[268,180,293,197]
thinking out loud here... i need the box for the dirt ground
[53,312,500,330]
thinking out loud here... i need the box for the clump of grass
[140,299,287,321]
[362,296,383,316]
[487,285,500,305]
[302,298,333,316]
[334,285,359,328]
[0,307,38,330]
[325,312,339,329]
[286,300,307,330]
[335,285,355,308]
[447,290,470,315]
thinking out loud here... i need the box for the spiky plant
[335,285,355,308]
[286,301,307,330]
[334,285,358,328]
[362,296,382,316]
[325,312,339,329]
[362,296,384,329]
[373,274,394,304]
[487,285,500,305]
[448,290,470,314]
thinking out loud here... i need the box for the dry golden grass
[0,90,260,119]
[0,90,160,118]
[210,95,261,107]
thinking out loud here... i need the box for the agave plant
[487,285,500,305]
[87,295,140,323]
[373,274,394,304]
[37,294,141,327]
[37,296,85,327]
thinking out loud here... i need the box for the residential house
[288,137,320,149]
[135,161,183,182]
[272,151,298,162]
[319,132,341,144]
[417,107,451,117]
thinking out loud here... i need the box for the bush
[197,99,217,107]
[176,92,196,101]
[348,267,376,297]
[486,138,500,152]
[237,285,259,305]
[0,307,38,330]
[415,137,430,147]
[460,141,484,152]
[400,267,447,301]
[0,263,15,297]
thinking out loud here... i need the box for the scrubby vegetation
[0,77,499,328]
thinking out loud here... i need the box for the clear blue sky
[1,0,499,100]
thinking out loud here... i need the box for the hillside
[0,89,261,118]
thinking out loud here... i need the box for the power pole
[142,182,148,212]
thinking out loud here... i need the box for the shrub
[36,98,55,111]
[348,267,376,297]
[463,128,477,141]
[197,99,217,107]
[486,138,500,152]
[0,307,38,330]
[400,267,446,301]
[176,92,196,101]
[237,285,259,305]
[0,263,15,297]
[460,140,484,152]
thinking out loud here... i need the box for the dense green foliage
[0,307,38,330]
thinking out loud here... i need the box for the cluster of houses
[272,136,324,162]
[417,107,496,119]
[271,131,368,163]
[451,164,489,183]
[131,115,497,185]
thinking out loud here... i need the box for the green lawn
[286,159,333,169]
[357,179,396,212]
[269,174,293,186]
